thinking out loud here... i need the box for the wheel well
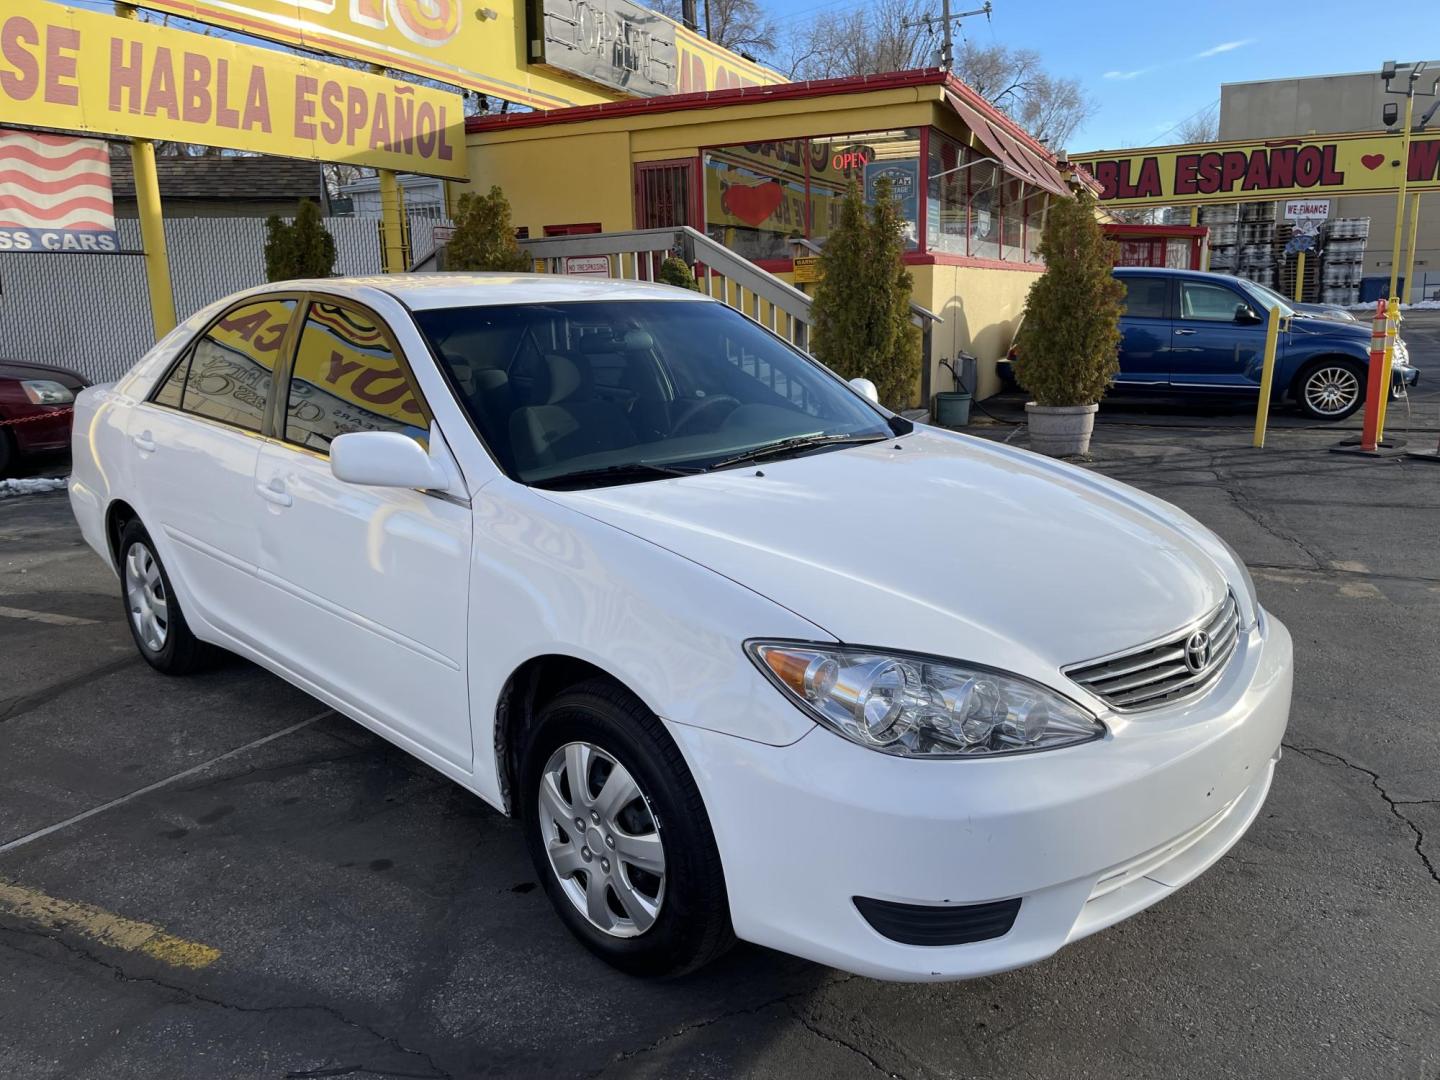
[494,655,636,815]
[104,499,139,571]
[1288,354,1366,401]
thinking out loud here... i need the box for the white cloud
[1104,68,1149,80]
[1193,39,1257,59]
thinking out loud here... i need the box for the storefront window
[968,158,1001,260]
[703,131,920,260]
[926,133,971,256]
[703,140,808,262]
[697,127,1049,264]
[808,130,920,251]
[1001,177,1025,261]
[1024,189,1048,264]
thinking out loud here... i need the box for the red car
[0,359,89,476]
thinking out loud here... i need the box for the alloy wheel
[537,741,666,938]
[1304,366,1361,417]
[124,542,169,652]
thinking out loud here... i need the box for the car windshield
[1240,279,1298,317]
[413,299,896,486]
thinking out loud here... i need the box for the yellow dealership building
[454,69,1089,405]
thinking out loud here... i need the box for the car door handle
[256,480,293,508]
[131,431,156,453]
[1174,329,1197,336]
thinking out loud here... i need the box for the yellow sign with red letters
[0,1,467,178]
[1077,130,1440,208]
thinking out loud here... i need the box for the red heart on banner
[1361,153,1385,170]
[722,181,785,227]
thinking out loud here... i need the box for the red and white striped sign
[0,129,120,253]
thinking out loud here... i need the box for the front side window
[157,298,295,433]
[1180,281,1247,322]
[283,302,431,452]
[414,300,896,486]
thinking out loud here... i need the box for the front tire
[1295,360,1365,421]
[520,679,733,977]
[118,519,212,675]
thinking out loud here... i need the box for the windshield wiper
[706,432,891,471]
[530,461,704,490]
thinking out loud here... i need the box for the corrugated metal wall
[0,211,449,382]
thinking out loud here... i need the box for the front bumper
[668,610,1292,981]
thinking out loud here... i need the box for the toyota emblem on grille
[1183,630,1211,673]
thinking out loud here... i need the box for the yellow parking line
[0,879,220,969]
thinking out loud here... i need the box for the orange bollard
[1359,300,1389,451]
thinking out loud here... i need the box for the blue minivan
[1000,268,1419,421]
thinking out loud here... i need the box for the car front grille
[1064,592,1240,711]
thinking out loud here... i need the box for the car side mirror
[1235,304,1263,325]
[331,430,448,490]
[849,377,880,404]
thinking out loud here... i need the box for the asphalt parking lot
[2,314,1438,1079]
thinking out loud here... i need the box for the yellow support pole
[369,63,408,274]
[377,168,408,273]
[1401,192,1422,305]
[1252,304,1283,449]
[1293,250,1306,302]
[1386,93,1416,302]
[1377,296,1399,439]
[116,3,175,339]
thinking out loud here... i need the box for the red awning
[943,89,1072,198]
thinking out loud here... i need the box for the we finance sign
[1077,131,1440,207]
[0,1,466,179]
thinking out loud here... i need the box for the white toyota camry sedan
[69,274,1292,980]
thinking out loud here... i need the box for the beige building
[1220,66,1440,300]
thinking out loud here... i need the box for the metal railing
[516,226,941,355]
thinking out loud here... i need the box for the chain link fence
[0,210,450,383]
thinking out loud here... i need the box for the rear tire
[520,679,734,977]
[117,519,213,675]
[1295,360,1365,421]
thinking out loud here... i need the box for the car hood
[543,428,1233,688]
[1289,316,1368,343]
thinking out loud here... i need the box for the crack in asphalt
[0,655,138,724]
[601,975,862,1072]
[1247,562,1440,587]
[787,1003,910,1079]
[1284,742,1439,886]
[0,923,454,1079]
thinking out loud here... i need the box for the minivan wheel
[520,679,734,977]
[117,519,212,675]
[1296,360,1365,420]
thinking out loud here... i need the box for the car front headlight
[747,641,1104,758]
[21,380,74,405]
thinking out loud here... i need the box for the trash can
[933,391,972,429]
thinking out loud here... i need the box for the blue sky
[762,0,1428,151]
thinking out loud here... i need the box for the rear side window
[283,301,431,453]
[1119,277,1168,319]
[153,299,295,433]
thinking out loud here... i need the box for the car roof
[1111,266,1254,287]
[259,273,711,312]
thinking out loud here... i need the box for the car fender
[464,480,828,807]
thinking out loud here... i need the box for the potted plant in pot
[1012,190,1124,457]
